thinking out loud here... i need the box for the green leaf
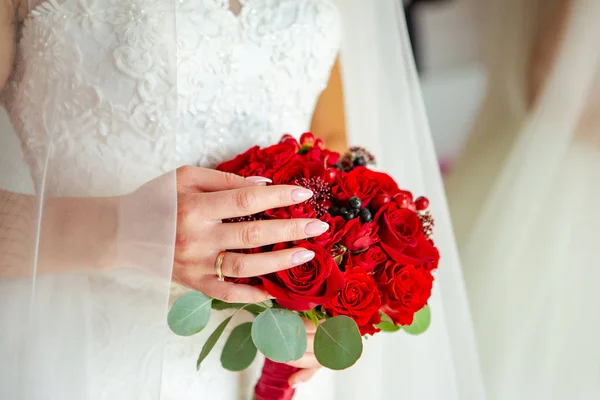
[403,305,431,335]
[251,308,306,362]
[196,316,232,370]
[314,316,363,370]
[375,312,401,332]
[211,300,265,316]
[221,322,258,371]
[168,291,213,336]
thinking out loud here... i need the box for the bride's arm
[310,57,348,153]
[0,0,16,88]
[0,189,119,278]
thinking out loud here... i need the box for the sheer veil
[1,0,484,399]
[447,0,600,397]
[331,1,485,398]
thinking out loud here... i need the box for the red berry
[371,194,391,211]
[415,196,429,211]
[323,168,338,185]
[300,132,315,145]
[280,134,294,143]
[314,138,325,149]
[393,193,412,208]
[408,202,417,212]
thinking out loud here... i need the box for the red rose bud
[324,266,382,336]
[371,194,391,211]
[314,138,325,149]
[323,168,338,185]
[351,245,387,273]
[415,196,429,211]
[261,243,345,311]
[341,219,379,252]
[300,132,315,146]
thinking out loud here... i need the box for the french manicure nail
[291,250,316,266]
[245,176,272,184]
[292,188,313,202]
[305,221,329,236]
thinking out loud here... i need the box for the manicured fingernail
[292,188,313,202]
[291,250,315,266]
[304,221,329,236]
[245,176,272,184]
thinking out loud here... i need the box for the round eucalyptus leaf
[197,316,232,370]
[314,316,363,370]
[403,305,431,335]
[375,312,401,333]
[221,322,258,371]
[251,308,306,362]
[167,291,213,336]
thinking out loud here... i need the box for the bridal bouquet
[168,133,439,400]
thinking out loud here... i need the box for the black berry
[339,207,350,219]
[345,211,356,221]
[359,208,372,223]
[353,156,366,167]
[349,196,362,210]
[329,206,340,216]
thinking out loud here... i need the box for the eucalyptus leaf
[251,308,306,362]
[221,322,258,371]
[196,316,232,370]
[314,316,362,370]
[403,305,431,335]
[375,312,401,333]
[168,291,213,336]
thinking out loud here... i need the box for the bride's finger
[214,219,329,249]
[216,248,315,278]
[195,185,314,219]
[190,276,270,304]
[285,352,319,369]
[176,166,271,192]
[288,368,321,387]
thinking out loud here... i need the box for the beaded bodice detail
[6,0,340,196]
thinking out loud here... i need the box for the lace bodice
[2,1,340,399]
[6,0,340,196]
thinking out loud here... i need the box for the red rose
[307,214,345,250]
[261,242,345,311]
[350,245,387,273]
[331,167,399,206]
[341,219,379,252]
[376,262,433,326]
[375,202,439,265]
[272,159,325,184]
[265,202,317,219]
[217,146,260,174]
[325,266,382,336]
[299,147,340,167]
[250,143,298,178]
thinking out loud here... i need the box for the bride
[0,0,484,399]
[447,0,600,398]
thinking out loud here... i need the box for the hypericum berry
[345,210,356,221]
[415,196,429,211]
[359,208,372,223]
[314,138,325,149]
[300,132,315,146]
[371,194,390,211]
[329,205,340,216]
[394,193,412,208]
[339,207,350,219]
[349,196,362,210]
[353,156,366,167]
[280,134,294,142]
[323,168,338,185]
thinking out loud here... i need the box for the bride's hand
[171,166,328,303]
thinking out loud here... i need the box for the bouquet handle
[253,358,300,400]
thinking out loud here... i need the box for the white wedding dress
[2,0,340,398]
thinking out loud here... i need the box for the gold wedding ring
[215,251,226,282]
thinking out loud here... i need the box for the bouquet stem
[253,358,300,400]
